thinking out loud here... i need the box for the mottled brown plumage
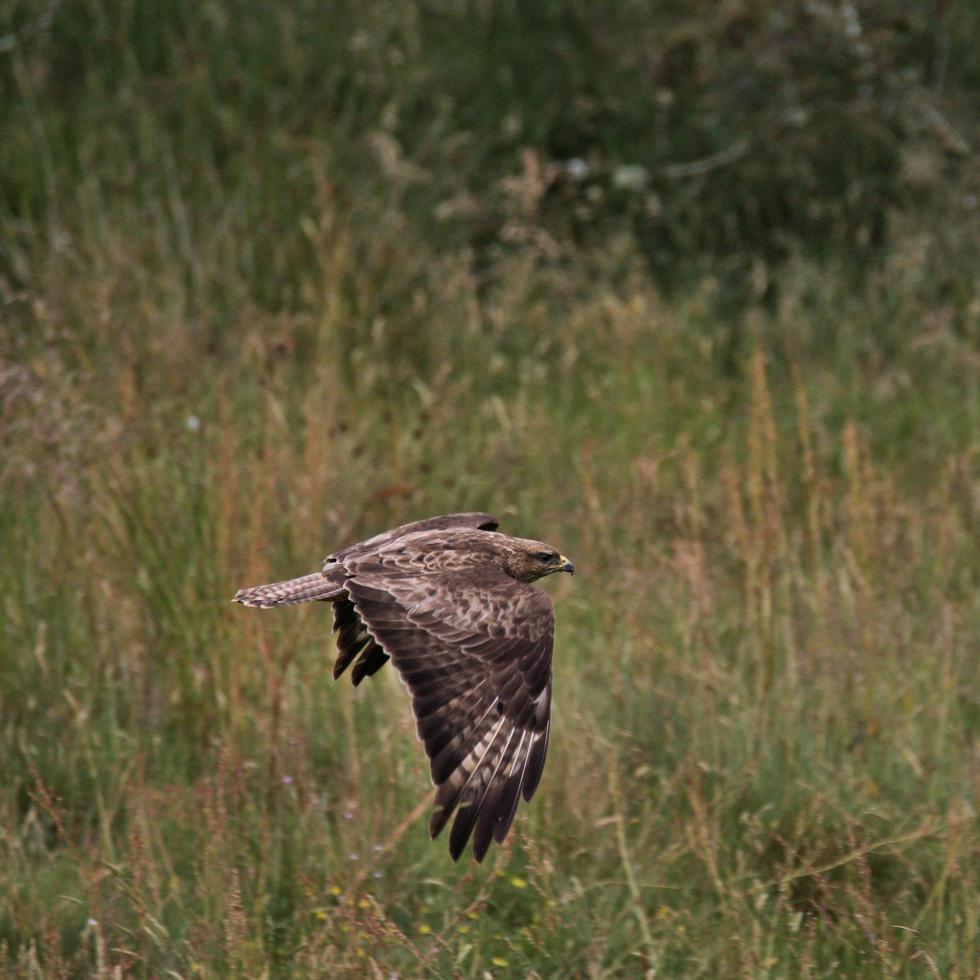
[233,513,573,862]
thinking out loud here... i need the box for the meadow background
[2,1,979,976]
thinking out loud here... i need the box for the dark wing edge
[331,597,390,685]
[324,512,499,567]
[345,571,554,862]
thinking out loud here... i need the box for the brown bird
[233,513,573,862]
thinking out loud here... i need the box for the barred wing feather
[344,568,553,862]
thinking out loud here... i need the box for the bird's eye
[536,552,557,563]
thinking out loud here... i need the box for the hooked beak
[559,554,574,575]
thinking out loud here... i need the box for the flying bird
[233,513,573,862]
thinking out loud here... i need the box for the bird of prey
[233,513,573,862]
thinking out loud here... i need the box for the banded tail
[233,569,344,608]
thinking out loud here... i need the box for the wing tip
[431,804,495,863]
[429,806,449,841]
[449,826,471,862]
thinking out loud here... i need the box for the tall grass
[2,1,979,976]
[3,241,978,976]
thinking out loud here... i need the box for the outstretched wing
[344,562,553,862]
[327,514,499,687]
[324,512,499,567]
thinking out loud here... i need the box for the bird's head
[501,537,575,583]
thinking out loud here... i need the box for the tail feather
[233,570,344,608]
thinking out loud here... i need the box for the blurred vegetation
[1,0,978,976]
[3,0,978,311]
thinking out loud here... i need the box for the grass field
[2,2,979,977]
